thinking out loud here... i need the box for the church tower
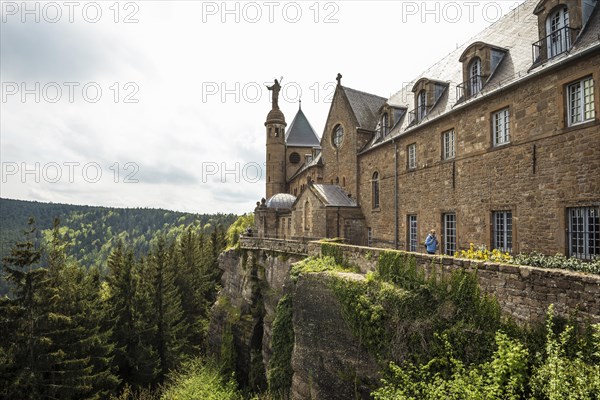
[265,79,287,199]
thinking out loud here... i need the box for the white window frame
[568,207,599,260]
[443,213,457,256]
[407,144,417,170]
[493,211,513,253]
[469,58,482,96]
[408,215,418,252]
[417,90,427,121]
[492,108,510,147]
[567,76,595,126]
[442,129,456,160]
[372,172,380,209]
[546,6,570,58]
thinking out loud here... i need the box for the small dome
[266,193,296,209]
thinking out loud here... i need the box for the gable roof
[342,86,387,130]
[360,0,600,153]
[288,152,323,183]
[285,108,321,147]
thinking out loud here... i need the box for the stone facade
[257,0,599,260]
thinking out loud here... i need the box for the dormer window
[458,42,507,101]
[531,0,591,65]
[469,58,483,96]
[409,79,448,124]
[547,6,570,58]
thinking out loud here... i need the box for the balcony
[456,74,485,101]
[532,26,579,64]
[408,105,429,125]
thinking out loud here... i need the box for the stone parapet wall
[239,236,308,255]
[309,242,600,324]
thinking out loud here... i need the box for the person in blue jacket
[425,229,438,254]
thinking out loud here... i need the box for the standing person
[425,229,438,255]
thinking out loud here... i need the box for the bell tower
[265,79,287,199]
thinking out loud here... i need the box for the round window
[332,125,344,148]
[289,152,301,164]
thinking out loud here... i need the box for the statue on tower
[266,79,281,109]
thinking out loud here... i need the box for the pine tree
[43,219,120,399]
[176,227,211,353]
[0,218,58,399]
[105,241,158,388]
[144,236,188,380]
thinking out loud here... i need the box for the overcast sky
[1,0,526,214]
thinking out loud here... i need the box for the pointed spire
[336,73,342,86]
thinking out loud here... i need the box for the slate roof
[361,0,600,153]
[311,184,357,207]
[285,108,321,147]
[342,87,387,130]
[287,152,323,183]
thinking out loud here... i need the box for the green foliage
[373,306,600,400]
[515,252,600,275]
[320,242,346,266]
[0,198,237,295]
[226,213,254,249]
[160,358,243,400]
[267,295,294,400]
[372,331,529,400]
[0,219,119,399]
[328,251,502,365]
[453,243,600,275]
[291,256,358,282]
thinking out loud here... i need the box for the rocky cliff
[208,248,379,399]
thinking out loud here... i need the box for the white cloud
[0,0,525,214]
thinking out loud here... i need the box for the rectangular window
[492,108,510,146]
[443,213,457,256]
[442,129,455,160]
[367,227,373,247]
[408,215,418,252]
[407,144,417,170]
[568,207,599,260]
[493,211,513,253]
[567,77,595,126]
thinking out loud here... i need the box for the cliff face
[208,249,379,399]
[291,273,379,400]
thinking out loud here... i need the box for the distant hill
[0,198,237,294]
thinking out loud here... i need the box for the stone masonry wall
[308,241,600,323]
[357,52,600,256]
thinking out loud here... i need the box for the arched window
[547,6,570,58]
[469,58,482,96]
[417,90,427,121]
[342,177,346,186]
[304,200,311,231]
[372,172,380,209]
[332,124,344,148]
[335,177,339,185]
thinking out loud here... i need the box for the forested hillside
[0,215,235,399]
[0,198,236,294]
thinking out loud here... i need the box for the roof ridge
[342,85,387,101]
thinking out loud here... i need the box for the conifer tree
[105,241,158,388]
[0,218,57,399]
[43,219,120,399]
[143,236,188,379]
[176,227,211,353]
